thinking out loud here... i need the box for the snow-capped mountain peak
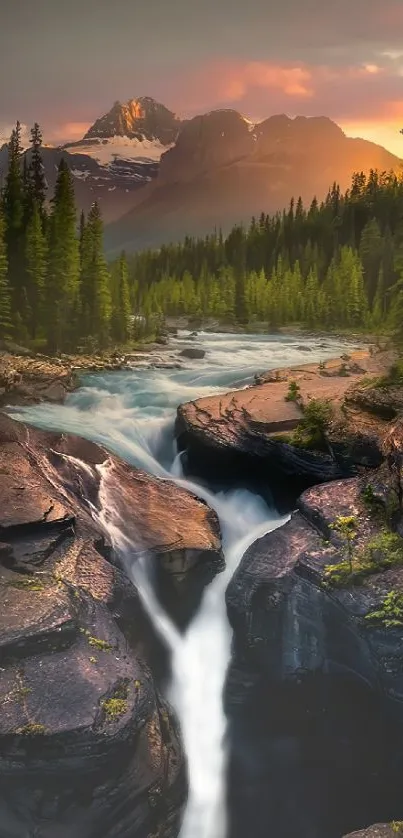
[84,97,182,145]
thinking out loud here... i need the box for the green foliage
[88,636,112,651]
[101,681,129,720]
[80,201,112,346]
[46,159,80,351]
[4,120,403,350]
[102,698,128,719]
[119,169,403,336]
[361,483,378,506]
[79,629,113,651]
[391,822,403,833]
[0,204,12,340]
[110,251,132,344]
[285,380,301,402]
[291,398,333,448]
[25,200,47,338]
[325,530,403,587]
[9,576,45,592]
[365,590,403,628]
[0,122,139,354]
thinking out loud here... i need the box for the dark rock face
[179,347,206,360]
[225,478,403,838]
[0,413,223,837]
[159,110,252,182]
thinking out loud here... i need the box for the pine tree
[28,123,47,220]
[25,200,47,338]
[46,159,79,352]
[79,210,85,264]
[79,201,111,346]
[111,251,132,344]
[3,122,25,317]
[0,205,13,340]
[359,218,382,305]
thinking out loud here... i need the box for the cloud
[166,55,403,130]
[48,122,92,143]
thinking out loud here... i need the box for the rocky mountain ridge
[1,96,401,238]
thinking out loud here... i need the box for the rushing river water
[9,331,357,838]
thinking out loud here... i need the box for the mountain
[84,96,182,143]
[104,111,402,252]
[0,98,180,223]
[1,101,401,238]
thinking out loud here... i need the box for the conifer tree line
[127,170,403,337]
[0,121,133,352]
[2,121,403,350]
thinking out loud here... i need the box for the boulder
[178,347,206,359]
[0,412,223,836]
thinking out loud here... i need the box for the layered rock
[0,413,223,836]
[225,475,403,838]
[175,351,387,507]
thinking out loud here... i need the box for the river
[8,331,357,838]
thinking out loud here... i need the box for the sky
[1,0,403,155]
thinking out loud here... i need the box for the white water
[8,331,357,838]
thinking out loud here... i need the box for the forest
[128,169,403,338]
[0,121,133,353]
[1,120,403,353]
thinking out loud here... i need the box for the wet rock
[176,354,386,507]
[346,384,403,420]
[227,476,403,696]
[344,827,398,837]
[0,413,217,836]
[225,475,403,838]
[179,347,206,359]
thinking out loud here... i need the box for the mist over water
[9,332,356,838]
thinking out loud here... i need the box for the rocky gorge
[2,331,403,838]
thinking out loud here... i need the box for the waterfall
[95,456,285,838]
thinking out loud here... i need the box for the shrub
[285,379,301,402]
[365,590,403,629]
[361,483,377,506]
[324,530,403,587]
[291,398,333,448]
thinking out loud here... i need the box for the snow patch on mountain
[62,135,172,167]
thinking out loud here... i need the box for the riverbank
[0,341,167,407]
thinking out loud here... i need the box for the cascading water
[8,331,357,838]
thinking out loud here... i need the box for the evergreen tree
[79,201,111,346]
[25,200,47,338]
[0,205,13,340]
[28,123,47,221]
[111,251,132,344]
[3,122,25,317]
[46,159,79,352]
